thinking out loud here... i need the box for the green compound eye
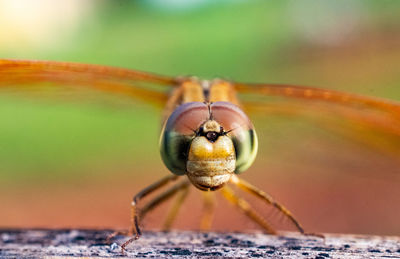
[230,128,258,174]
[210,102,258,174]
[160,102,209,175]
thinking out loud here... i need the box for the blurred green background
[0,0,400,235]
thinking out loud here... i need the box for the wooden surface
[0,229,400,258]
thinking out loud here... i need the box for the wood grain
[1,229,399,258]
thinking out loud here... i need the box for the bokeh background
[0,0,400,236]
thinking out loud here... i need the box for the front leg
[230,175,305,233]
[229,175,324,239]
[122,178,191,250]
[106,175,179,246]
[220,185,276,234]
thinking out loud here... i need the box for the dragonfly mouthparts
[187,174,232,191]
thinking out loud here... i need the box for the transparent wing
[236,82,400,181]
[235,82,400,146]
[235,82,400,117]
[247,99,400,155]
[0,59,176,106]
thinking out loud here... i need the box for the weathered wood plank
[0,229,399,258]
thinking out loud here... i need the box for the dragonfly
[1,59,400,249]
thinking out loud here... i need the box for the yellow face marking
[186,135,236,190]
[188,136,234,160]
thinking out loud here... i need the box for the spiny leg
[107,175,179,243]
[121,179,190,250]
[129,174,180,236]
[220,185,276,234]
[162,184,190,231]
[139,179,190,218]
[230,175,305,233]
[200,191,215,231]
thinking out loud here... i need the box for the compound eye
[210,102,258,174]
[160,102,209,175]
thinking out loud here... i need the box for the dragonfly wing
[245,99,400,155]
[235,82,400,182]
[0,59,176,107]
[236,82,400,143]
[235,82,400,118]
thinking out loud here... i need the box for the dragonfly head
[160,102,258,191]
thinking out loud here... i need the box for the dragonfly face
[160,81,257,190]
[160,94,258,191]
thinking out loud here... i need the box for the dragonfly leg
[220,185,276,234]
[106,175,179,247]
[200,191,215,231]
[106,230,128,244]
[230,175,305,234]
[127,174,179,237]
[121,179,190,251]
[162,183,190,231]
